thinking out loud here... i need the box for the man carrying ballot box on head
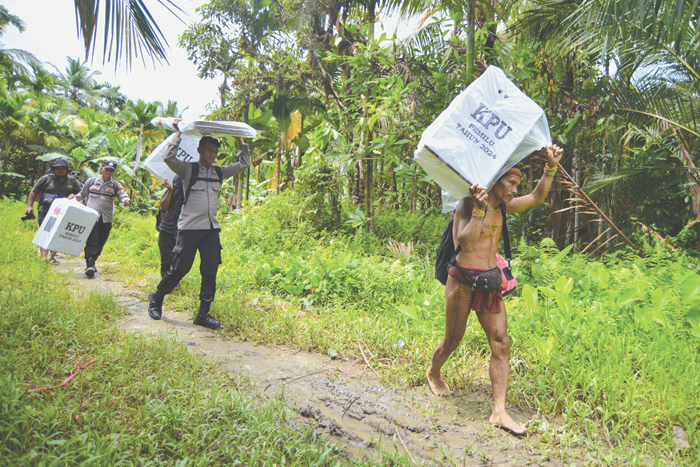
[148,119,250,330]
[426,144,563,437]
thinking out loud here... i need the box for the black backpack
[155,207,165,231]
[183,163,224,205]
[435,202,512,285]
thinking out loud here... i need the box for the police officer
[75,160,131,277]
[157,175,183,279]
[148,120,250,329]
[25,158,82,262]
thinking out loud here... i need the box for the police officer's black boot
[85,257,96,278]
[148,290,164,320]
[193,300,221,330]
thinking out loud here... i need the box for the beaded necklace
[483,205,501,237]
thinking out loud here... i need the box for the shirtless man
[426,144,563,436]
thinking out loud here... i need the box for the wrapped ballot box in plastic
[415,66,552,200]
[145,117,258,182]
[144,133,200,182]
[150,117,258,138]
[32,198,99,256]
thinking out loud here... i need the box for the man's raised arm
[221,137,251,179]
[506,144,563,214]
[455,184,489,252]
[163,119,188,179]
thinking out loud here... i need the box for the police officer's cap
[50,159,70,169]
[101,160,118,170]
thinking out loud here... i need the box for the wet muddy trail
[57,258,590,465]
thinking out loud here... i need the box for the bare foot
[426,366,453,396]
[489,411,526,436]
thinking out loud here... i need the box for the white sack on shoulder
[415,66,552,202]
[151,117,257,139]
[143,133,200,182]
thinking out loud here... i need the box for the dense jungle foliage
[3,1,700,254]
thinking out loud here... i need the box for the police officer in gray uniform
[76,160,131,277]
[148,120,250,329]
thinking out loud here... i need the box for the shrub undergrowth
[7,192,698,463]
[0,200,403,465]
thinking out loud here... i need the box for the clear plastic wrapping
[415,66,552,209]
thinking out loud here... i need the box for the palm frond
[0,5,25,33]
[514,0,700,58]
[73,0,184,68]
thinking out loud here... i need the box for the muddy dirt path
[57,258,590,465]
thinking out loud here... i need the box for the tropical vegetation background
[2,0,700,253]
[1,0,699,464]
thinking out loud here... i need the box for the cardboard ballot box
[32,198,99,256]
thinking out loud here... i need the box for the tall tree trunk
[524,161,534,243]
[465,2,475,84]
[131,124,144,177]
[286,147,294,188]
[355,160,365,206]
[600,56,610,238]
[365,155,374,233]
[368,2,375,45]
[275,143,281,196]
[219,75,228,108]
[236,177,244,209]
[608,141,622,242]
[599,132,607,237]
[410,166,418,213]
[244,104,250,201]
[573,150,580,251]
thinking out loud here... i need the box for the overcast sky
[3,1,417,120]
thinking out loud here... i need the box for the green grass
[20,192,697,464]
[94,192,700,464]
[0,200,410,466]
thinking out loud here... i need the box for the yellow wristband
[544,163,558,171]
[472,208,486,220]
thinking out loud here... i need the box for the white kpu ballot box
[32,198,99,256]
[143,133,200,182]
[144,117,258,182]
[415,65,552,201]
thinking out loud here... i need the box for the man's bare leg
[427,277,473,396]
[475,305,526,435]
[39,247,50,261]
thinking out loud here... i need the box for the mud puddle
[57,258,592,465]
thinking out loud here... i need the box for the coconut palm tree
[0,6,40,84]
[56,57,111,107]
